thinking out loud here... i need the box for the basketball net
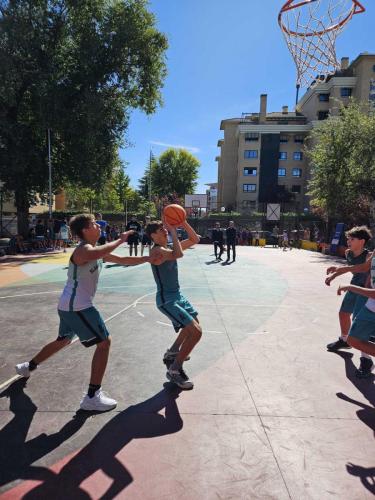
[278,0,365,93]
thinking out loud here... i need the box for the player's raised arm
[180,221,200,250]
[104,254,159,265]
[164,221,183,259]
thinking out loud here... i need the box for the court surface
[0,244,374,499]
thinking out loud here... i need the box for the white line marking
[0,291,60,299]
[157,321,172,327]
[0,291,155,391]
[137,311,145,318]
[137,301,290,308]
[246,331,267,335]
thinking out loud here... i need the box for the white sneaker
[166,368,194,390]
[15,362,31,378]
[80,389,117,412]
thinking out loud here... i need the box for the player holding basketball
[15,214,155,412]
[146,211,201,390]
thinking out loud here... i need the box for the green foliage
[0,0,168,233]
[139,148,200,198]
[306,101,375,223]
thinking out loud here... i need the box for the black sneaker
[179,367,189,381]
[355,357,375,379]
[163,349,190,368]
[166,368,193,389]
[327,338,351,351]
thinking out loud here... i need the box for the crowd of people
[208,222,321,261]
[6,213,153,256]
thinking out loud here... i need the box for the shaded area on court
[0,379,182,499]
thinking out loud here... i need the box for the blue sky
[120,0,375,193]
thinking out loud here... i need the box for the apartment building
[216,53,375,214]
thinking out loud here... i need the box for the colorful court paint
[0,245,374,499]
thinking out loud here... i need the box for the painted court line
[0,292,155,391]
[0,290,60,299]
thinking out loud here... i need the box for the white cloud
[150,141,200,154]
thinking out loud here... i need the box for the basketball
[163,204,186,226]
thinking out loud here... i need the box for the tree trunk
[15,187,30,237]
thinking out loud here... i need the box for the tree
[0,0,168,235]
[306,101,375,225]
[141,148,199,198]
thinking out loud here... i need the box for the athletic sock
[29,360,38,371]
[341,335,348,341]
[361,352,372,360]
[88,384,101,398]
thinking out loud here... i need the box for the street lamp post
[47,128,52,219]
[0,180,4,237]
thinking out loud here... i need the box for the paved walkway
[0,245,373,499]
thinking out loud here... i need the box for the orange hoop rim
[278,0,365,37]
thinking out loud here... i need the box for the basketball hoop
[278,0,365,97]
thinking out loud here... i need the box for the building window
[244,167,257,176]
[294,135,304,143]
[244,150,258,159]
[279,152,287,160]
[292,185,301,193]
[243,183,256,192]
[319,93,330,102]
[245,132,259,142]
[293,151,303,161]
[278,168,286,177]
[318,110,329,120]
[292,168,302,177]
[280,135,289,143]
[340,87,352,97]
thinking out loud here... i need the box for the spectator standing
[248,228,253,246]
[126,216,141,256]
[58,219,70,253]
[211,222,224,261]
[53,218,62,250]
[241,227,248,246]
[35,219,46,249]
[272,225,279,248]
[95,213,107,245]
[254,230,260,247]
[226,221,237,262]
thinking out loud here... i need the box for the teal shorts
[348,306,375,342]
[340,291,367,316]
[58,307,110,347]
[157,295,198,332]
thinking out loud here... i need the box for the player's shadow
[333,351,375,405]
[0,378,90,489]
[2,382,183,499]
[205,259,221,265]
[332,351,375,496]
[346,463,375,495]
